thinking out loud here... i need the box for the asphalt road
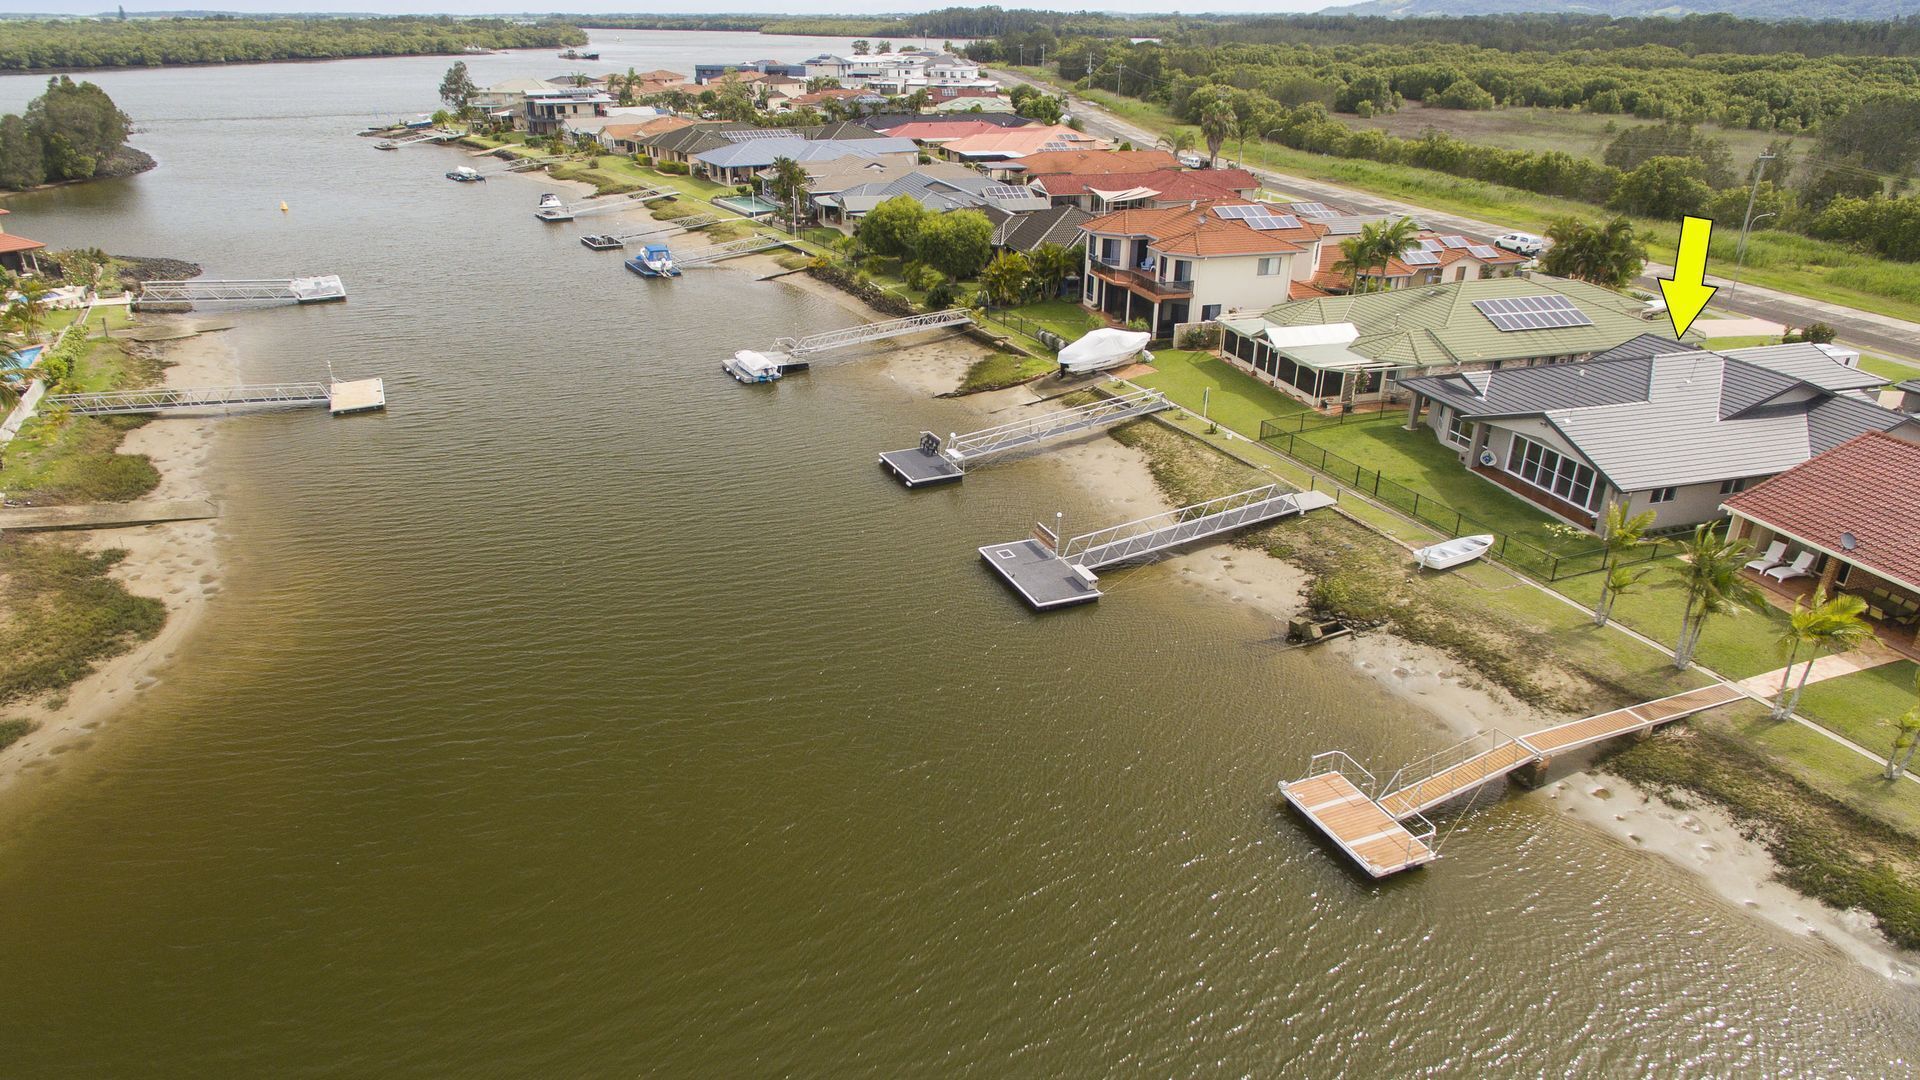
[994,70,1920,366]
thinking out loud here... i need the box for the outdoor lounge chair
[1744,541,1788,573]
[1763,551,1816,582]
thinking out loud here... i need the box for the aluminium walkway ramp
[678,236,789,268]
[879,390,1170,488]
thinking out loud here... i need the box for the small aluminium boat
[723,350,784,384]
[374,140,398,151]
[1057,327,1153,375]
[445,166,485,183]
[624,244,680,277]
[1412,534,1495,570]
[580,234,624,250]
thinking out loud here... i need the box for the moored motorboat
[445,166,485,182]
[1057,327,1153,375]
[1412,534,1495,570]
[723,350,784,384]
[624,243,680,277]
[374,141,398,151]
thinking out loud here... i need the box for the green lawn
[1696,705,1920,839]
[1862,354,1920,383]
[1796,660,1920,756]
[1006,299,1099,343]
[1703,335,1780,350]
[1287,416,1581,551]
[1127,349,1309,438]
[1554,565,1793,680]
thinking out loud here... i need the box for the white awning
[1264,322,1359,349]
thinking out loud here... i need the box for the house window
[1445,411,1474,448]
[1202,304,1221,321]
[1649,487,1677,504]
[1506,434,1601,511]
[1256,257,1284,276]
[1171,259,1192,282]
[1100,238,1119,264]
[1719,477,1750,495]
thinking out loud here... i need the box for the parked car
[1176,151,1206,169]
[1494,231,1545,256]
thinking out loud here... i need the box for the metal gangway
[879,390,1170,487]
[1061,484,1331,569]
[615,212,726,240]
[1283,683,1749,877]
[499,154,566,172]
[979,484,1336,610]
[52,383,329,415]
[562,189,676,218]
[134,276,346,308]
[776,308,973,358]
[383,129,459,147]
[679,235,791,268]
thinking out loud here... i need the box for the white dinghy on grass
[1413,533,1495,570]
[1057,327,1153,375]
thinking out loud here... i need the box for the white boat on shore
[1057,327,1152,375]
[724,350,784,384]
[1413,534,1495,570]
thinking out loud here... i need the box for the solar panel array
[1298,210,1345,222]
[1418,238,1445,252]
[1438,235,1473,249]
[1285,201,1331,214]
[1212,204,1260,219]
[1400,248,1440,266]
[1473,295,1594,332]
[982,183,1035,199]
[1213,205,1303,230]
[721,128,798,142]
[1467,244,1504,260]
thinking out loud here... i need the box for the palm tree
[1333,235,1372,294]
[1770,587,1876,719]
[1027,243,1079,301]
[1370,216,1421,284]
[1199,101,1237,169]
[1593,501,1656,627]
[1671,524,1765,671]
[1155,129,1197,158]
[767,155,809,236]
[978,251,1034,308]
[1887,691,1920,781]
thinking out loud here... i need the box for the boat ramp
[879,389,1172,487]
[133,276,346,310]
[981,484,1338,610]
[1280,682,1748,878]
[49,378,385,417]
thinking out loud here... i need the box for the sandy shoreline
[0,322,233,799]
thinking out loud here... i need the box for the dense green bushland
[0,77,132,190]
[0,17,585,72]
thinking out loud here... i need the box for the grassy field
[0,318,163,504]
[1344,103,1784,169]
[1554,561,1791,681]
[1796,661,1920,759]
[1861,354,1920,383]
[0,535,167,708]
[1127,349,1308,437]
[1010,72,1920,325]
[955,352,1055,393]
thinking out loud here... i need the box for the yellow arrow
[1658,215,1717,339]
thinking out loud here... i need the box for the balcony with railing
[1088,256,1193,298]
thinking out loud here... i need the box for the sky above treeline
[3,1,1333,14]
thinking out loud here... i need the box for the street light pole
[1730,151,1776,295]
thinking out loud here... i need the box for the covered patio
[1723,431,1920,661]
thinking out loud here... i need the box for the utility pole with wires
[1730,150,1776,295]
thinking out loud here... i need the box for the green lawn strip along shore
[1020,73,1920,324]
[1604,710,1920,949]
[1106,413,1708,713]
[1552,569,1791,681]
[1,323,163,504]
[954,353,1055,394]
[1129,349,1309,438]
[1794,661,1920,759]
[0,535,167,709]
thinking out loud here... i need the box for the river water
[1,31,1914,1076]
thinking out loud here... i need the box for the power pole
[1086,52,1094,80]
[1730,151,1775,295]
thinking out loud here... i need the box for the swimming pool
[713,194,780,218]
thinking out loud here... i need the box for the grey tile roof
[1400,357,1654,419]
[1585,333,1700,363]
[997,204,1094,252]
[1721,343,1889,393]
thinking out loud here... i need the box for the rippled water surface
[0,32,1915,1076]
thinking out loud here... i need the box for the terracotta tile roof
[886,120,1007,142]
[1082,200,1325,258]
[0,233,45,254]
[942,126,1111,158]
[1289,280,1333,300]
[1722,431,1920,592]
[1011,149,1178,175]
[1034,167,1257,200]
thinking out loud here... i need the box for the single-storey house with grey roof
[693,136,918,185]
[1398,340,1920,530]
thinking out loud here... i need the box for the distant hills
[1325,0,1920,18]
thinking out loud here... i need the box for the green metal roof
[1254,276,1685,369]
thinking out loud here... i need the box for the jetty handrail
[1379,729,1516,802]
[776,308,972,357]
[49,382,329,415]
[944,389,1167,461]
[615,213,725,240]
[1060,484,1292,565]
[1305,749,1378,793]
[678,236,787,268]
